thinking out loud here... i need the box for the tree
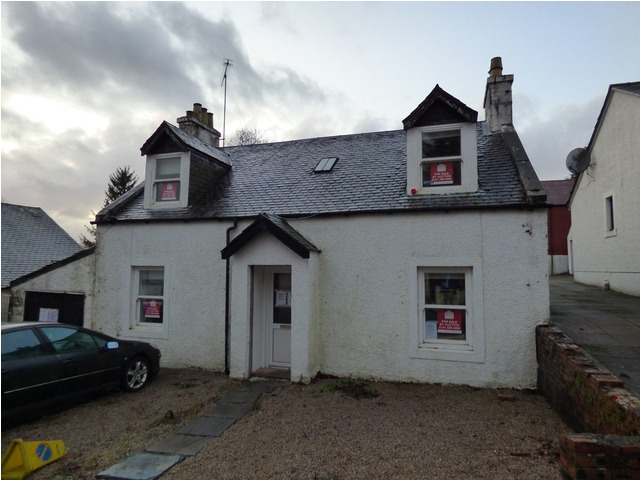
[104,166,138,207]
[226,127,269,146]
[79,166,138,247]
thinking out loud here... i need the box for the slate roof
[97,121,545,226]
[1,203,83,288]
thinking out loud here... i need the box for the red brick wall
[559,433,640,480]
[536,325,640,435]
[537,326,640,479]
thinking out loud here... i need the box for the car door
[1,327,63,416]
[37,326,121,395]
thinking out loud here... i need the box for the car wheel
[122,357,150,392]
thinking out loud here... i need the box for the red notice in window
[161,182,178,201]
[430,162,454,185]
[437,309,462,334]
[144,300,162,319]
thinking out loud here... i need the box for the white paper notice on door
[39,308,59,322]
[275,290,291,307]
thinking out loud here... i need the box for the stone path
[96,381,278,480]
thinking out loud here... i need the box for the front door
[267,267,292,367]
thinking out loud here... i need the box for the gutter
[224,218,238,375]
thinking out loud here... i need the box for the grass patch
[318,378,379,399]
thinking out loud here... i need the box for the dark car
[1,322,161,425]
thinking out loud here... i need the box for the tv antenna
[221,58,233,147]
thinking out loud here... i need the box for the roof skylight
[314,157,338,173]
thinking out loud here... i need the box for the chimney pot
[489,57,503,77]
[207,112,214,128]
[201,107,208,123]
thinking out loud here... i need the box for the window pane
[425,308,467,341]
[273,273,292,325]
[1,330,47,360]
[40,327,99,353]
[155,181,181,202]
[422,130,461,158]
[156,157,181,179]
[425,273,465,305]
[422,161,461,187]
[139,270,164,296]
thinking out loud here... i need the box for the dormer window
[406,123,477,195]
[421,130,462,187]
[143,152,190,209]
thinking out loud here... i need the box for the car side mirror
[105,341,119,350]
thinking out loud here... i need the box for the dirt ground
[1,369,572,479]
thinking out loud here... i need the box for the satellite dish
[565,147,591,174]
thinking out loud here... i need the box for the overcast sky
[2,1,639,242]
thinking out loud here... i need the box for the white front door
[266,267,291,367]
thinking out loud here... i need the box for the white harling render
[13,58,550,389]
[568,82,640,296]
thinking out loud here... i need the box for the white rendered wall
[93,222,227,370]
[569,90,640,295]
[8,253,95,323]
[95,207,547,388]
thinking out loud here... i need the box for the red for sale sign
[430,162,454,185]
[161,182,179,201]
[437,309,463,334]
[144,300,162,319]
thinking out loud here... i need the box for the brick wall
[536,325,640,479]
[559,434,640,480]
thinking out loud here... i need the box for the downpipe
[224,218,238,375]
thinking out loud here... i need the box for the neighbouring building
[567,82,640,295]
[541,179,573,275]
[87,57,549,388]
[1,203,89,323]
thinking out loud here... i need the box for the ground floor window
[420,267,471,348]
[133,267,164,325]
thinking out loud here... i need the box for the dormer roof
[141,121,231,168]
[402,84,478,130]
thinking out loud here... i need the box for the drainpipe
[224,219,238,375]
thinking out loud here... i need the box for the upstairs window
[406,123,477,195]
[155,157,181,202]
[421,130,462,187]
[144,152,190,209]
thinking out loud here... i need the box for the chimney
[483,57,514,133]
[177,103,222,147]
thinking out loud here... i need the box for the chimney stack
[483,57,514,133]
[177,103,222,146]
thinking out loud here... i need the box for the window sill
[126,324,168,340]
[411,345,484,363]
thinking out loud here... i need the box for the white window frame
[406,123,478,195]
[129,265,168,338]
[409,258,485,363]
[604,193,616,237]
[143,152,190,209]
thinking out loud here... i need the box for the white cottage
[93,58,549,388]
[567,82,640,296]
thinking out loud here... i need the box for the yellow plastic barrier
[1,439,66,479]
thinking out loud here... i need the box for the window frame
[406,122,478,196]
[409,258,485,363]
[604,193,616,237]
[144,152,190,209]
[130,266,167,335]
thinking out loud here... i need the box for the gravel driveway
[1,369,571,479]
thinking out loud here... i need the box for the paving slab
[146,434,211,456]
[202,401,255,418]
[96,453,184,480]
[218,389,261,404]
[175,416,237,437]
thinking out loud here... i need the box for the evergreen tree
[104,166,138,207]
[79,166,138,247]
